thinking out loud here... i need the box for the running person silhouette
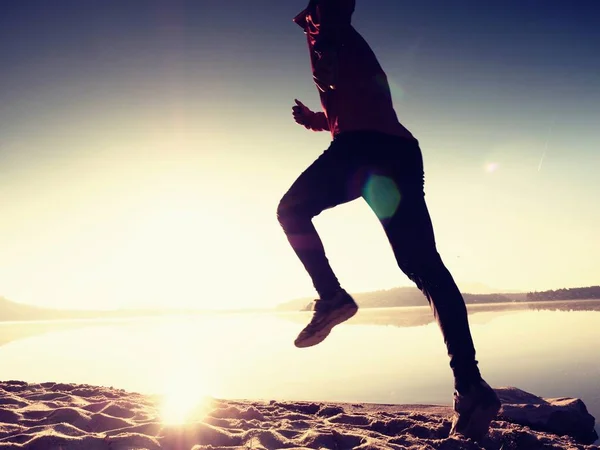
[276,0,501,441]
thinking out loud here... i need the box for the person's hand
[292,99,314,129]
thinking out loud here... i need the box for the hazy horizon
[1,1,598,311]
[2,280,598,315]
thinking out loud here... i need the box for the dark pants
[277,131,481,387]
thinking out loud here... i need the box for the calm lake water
[1,300,599,438]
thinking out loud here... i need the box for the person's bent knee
[277,196,298,229]
[277,195,315,230]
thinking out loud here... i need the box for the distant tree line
[281,285,600,311]
[526,286,600,301]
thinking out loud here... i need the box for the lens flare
[362,175,401,220]
[382,75,405,101]
[485,162,500,173]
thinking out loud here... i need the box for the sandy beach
[0,381,597,449]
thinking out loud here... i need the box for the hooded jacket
[293,0,414,140]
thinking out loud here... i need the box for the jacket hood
[293,0,355,31]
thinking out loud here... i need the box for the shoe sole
[451,400,501,441]
[294,304,358,348]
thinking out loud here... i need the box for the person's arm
[292,99,330,132]
[308,111,330,132]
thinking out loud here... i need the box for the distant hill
[276,285,599,311]
[276,286,524,311]
[527,286,600,301]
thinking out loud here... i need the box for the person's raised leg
[277,140,360,348]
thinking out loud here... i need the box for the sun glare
[157,320,218,425]
[160,377,212,425]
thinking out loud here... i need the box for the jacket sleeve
[307,111,330,132]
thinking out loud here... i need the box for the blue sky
[1,1,599,309]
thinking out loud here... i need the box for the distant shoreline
[1,296,599,324]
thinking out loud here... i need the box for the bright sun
[158,321,217,425]
[160,375,212,425]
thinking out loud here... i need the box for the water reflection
[1,299,598,348]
